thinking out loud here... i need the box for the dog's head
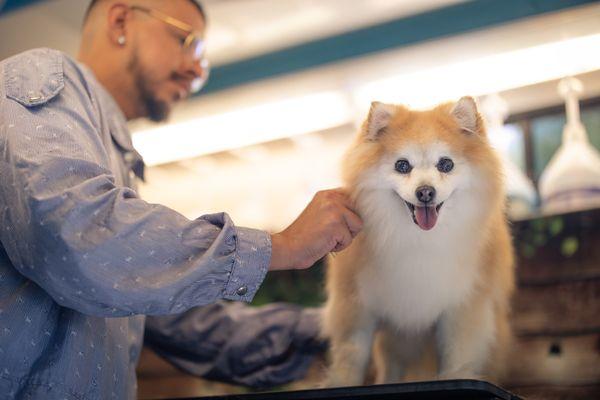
[344,97,503,231]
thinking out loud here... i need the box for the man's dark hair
[84,0,206,23]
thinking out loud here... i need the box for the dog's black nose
[416,186,436,204]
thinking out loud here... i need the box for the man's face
[128,0,206,122]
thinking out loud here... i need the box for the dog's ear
[365,101,396,141]
[451,96,482,135]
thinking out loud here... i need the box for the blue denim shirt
[0,48,284,399]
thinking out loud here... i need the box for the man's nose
[189,58,204,80]
[180,57,209,93]
[415,185,436,204]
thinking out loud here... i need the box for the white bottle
[538,77,600,213]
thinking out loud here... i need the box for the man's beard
[137,74,169,122]
[129,51,170,122]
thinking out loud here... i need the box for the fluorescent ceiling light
[353,33,600,110]
[132,91,351,166]
[133,33,600,166]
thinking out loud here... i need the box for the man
[0,0,362,398]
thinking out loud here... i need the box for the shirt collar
[77,62,146,182]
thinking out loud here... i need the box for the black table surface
[170,379,523,400]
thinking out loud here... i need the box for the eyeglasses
[130,5,210,93]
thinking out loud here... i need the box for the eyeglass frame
[130,5,210,93]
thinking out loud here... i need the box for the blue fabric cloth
[0,48,322,399]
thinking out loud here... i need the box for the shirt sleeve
[0,51,271,317]
[143,302,325,389]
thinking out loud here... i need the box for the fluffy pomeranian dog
[322,97,515,386]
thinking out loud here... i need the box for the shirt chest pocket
[4,48,64,108]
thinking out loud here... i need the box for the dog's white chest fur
[356,191,481,332]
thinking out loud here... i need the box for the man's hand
[269,189,363,271]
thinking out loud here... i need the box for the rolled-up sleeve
[144,302,326,389]
[0,52,271,317]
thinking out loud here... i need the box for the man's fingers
[321,189,362,237]
[278,188,363,269]
[331,225,353,253]
[342,208,363,237]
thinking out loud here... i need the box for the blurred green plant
[561,236,579,257]
[517,214,580,260]
[252,259,327,307]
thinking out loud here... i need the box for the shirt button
[28,92,43,102]
[236,286,248,296]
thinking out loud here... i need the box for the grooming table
[174,379,522,400]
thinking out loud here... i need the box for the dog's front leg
[326,317,377,387]
[435,297,495,380]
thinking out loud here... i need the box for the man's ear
[365,101,396,141]
[106,3,131,47]
[451,96,482,135]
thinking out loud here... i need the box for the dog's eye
[395,159,412,174]
[437,157,454,173]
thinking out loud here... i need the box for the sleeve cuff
[222,227,271,302]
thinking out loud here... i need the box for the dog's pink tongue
[415,206,438,230]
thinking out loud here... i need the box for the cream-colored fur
[322,98,514,387]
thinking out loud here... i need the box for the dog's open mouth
[404,201,444,231]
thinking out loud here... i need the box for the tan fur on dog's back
[322,98,515,387]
